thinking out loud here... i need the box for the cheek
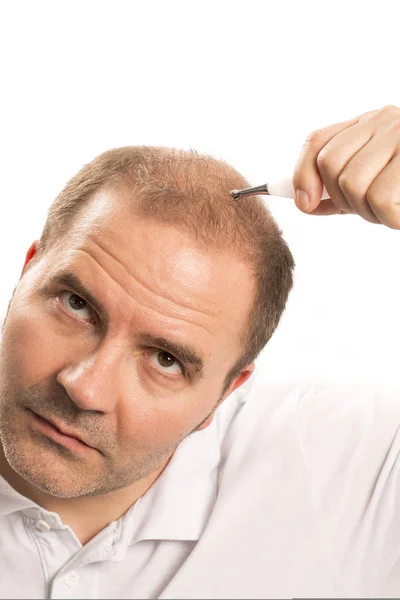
[117,391,206,450]
[1,302,61,388]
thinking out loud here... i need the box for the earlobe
[195,362,256,433]
[195,413,215,432]
[21,241,39,277]
[227,362,256,397]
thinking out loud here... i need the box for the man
[0,106,399,599]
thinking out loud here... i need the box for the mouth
[27,409,96,453]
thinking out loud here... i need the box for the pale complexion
[0,187,255,545]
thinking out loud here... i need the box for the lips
[30,410,92,448]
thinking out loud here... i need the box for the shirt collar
[0,473,38,517]
[118,415,222,549]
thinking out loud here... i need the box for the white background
[1,1,399,388]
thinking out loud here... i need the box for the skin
[0,186,255,546]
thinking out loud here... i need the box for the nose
[56,341,124,413]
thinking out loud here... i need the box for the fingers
[333,130,395,224]
[314,122,372,214]
[366,152,400,229]
[293,109,378,212]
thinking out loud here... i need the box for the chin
[1,434,101,499]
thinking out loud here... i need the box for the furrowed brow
[135,333,204,377]
[46,270,205,378]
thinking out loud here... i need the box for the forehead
[39,189,255,369]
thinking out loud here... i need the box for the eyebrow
[47,270,205,378]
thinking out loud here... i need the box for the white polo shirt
[1,375,400,599]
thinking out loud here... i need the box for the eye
[59,292,94,322]
[147,349,184,376]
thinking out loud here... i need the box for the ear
[195,362,256,432]
[20,241,39,278]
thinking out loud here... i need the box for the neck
[0,443,172,545]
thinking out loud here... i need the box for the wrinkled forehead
[34,189,255,363]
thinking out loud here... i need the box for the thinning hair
[36,146,295,396]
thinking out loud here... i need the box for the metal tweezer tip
[231,184,270,201]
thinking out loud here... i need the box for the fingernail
[295,189,310,211]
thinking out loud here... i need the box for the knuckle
[338,172,356,196]
[304,128,324,148]
[382,104,400,114]
[377,105,400,119]
[365,187,382,208]
[365,187,397,213]
[316,149,330,171]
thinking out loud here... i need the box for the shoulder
[294,379,400,591]
[217,373,400,474]
[235,374,400,444]
[294,379,400,463]
[220,375,400,505]
[222,377,400,593]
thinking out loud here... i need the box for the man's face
[0,188,255,499]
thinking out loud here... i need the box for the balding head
[34,146,295,393]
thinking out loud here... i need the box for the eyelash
[54,291,187,380]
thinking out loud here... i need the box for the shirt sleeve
[295,382,400,597]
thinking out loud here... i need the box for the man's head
[0,147,295,500]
